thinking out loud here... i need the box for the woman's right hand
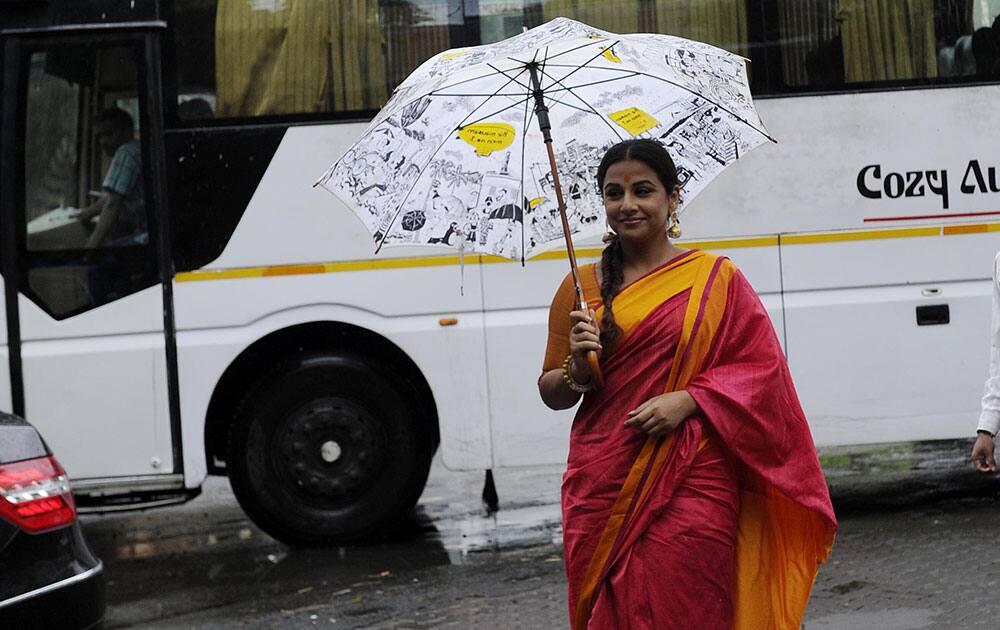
[568,309,601,382]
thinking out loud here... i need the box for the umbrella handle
[577,299,605,391]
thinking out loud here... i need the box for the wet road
[80,440,1000,629]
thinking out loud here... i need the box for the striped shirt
[102,139,145,235]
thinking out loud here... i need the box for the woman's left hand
[625,390,699,437]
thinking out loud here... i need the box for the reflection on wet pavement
[80,457,566,627]
[79,440,999,628]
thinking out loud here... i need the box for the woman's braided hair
[595,139,680,347]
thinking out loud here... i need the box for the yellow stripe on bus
[781,226,940,245]
[174,223,998,283]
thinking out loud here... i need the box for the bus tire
[226,352,434,545]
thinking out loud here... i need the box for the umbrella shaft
[543,139,586,309]
[527,63,552,143]
[528,64,587,309]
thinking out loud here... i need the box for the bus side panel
[782,234,995,447]
[680,86,1000,239]
[173,270,493,484]
[482,242,784,468]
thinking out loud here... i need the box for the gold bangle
[562,354,592,393]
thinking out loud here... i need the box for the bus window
[22,44,159,318]
[535,0,748,54]
[766,0,1000,92]
[172,0,390,119]
[169,0,750,121]
[168,1,1000,118]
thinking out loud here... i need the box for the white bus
[1,0,997,544]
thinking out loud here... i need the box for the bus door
[0,27,181,491]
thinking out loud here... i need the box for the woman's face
[602,159,678,244]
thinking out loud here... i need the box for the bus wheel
[226,352,435,545]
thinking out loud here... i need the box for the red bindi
[623,175,631,183]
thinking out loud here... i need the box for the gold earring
[603,218,616,243]
[666,209,681,239]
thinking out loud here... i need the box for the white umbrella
[316,16,773,385]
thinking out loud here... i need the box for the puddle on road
[82,484,563,575]
[805,608,940,630]
[438,502,563,564]
[108,525,259,560]
[80,477,565,627]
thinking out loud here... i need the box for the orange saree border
[591,250,704,342]
[572,252,731,630]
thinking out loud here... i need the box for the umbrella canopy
[316,16,772,262]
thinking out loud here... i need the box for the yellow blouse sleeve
[542,264,601,372]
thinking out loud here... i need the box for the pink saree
[546,250,836,629]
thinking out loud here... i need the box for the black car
[0,412,105,629]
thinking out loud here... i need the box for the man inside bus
[76,108,147,248]
[972,252,1000,472]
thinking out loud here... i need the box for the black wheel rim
[270,397,386,508]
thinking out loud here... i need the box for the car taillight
[0,455,76,533]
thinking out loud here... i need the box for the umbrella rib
[426,65,527,95]
[455,89,592,127]
[534,44,572,132]
[536,40,621,89]
[522,42,628,140]
[536,65,625,142]
[449,62,566,122]
[428,92,529,98]
[534,72,640,95]
[459,95,589,127]
[460,60,589,126]
[507,37,612,66]
[374,68,532,254]
[541,63,773,141]
[460,94,533,129]
[542,95,595,115]
[431,72,638,99]
[487,62,533,93]
[534,45,601,118]
[377,70,518,123]
[629,69,774,141]
[518,80,533,265]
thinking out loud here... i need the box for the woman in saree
[538,139,837,629]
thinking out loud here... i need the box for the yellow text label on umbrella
[439,50,471,61]
[609,107,660,136]
[458,123,516,157]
